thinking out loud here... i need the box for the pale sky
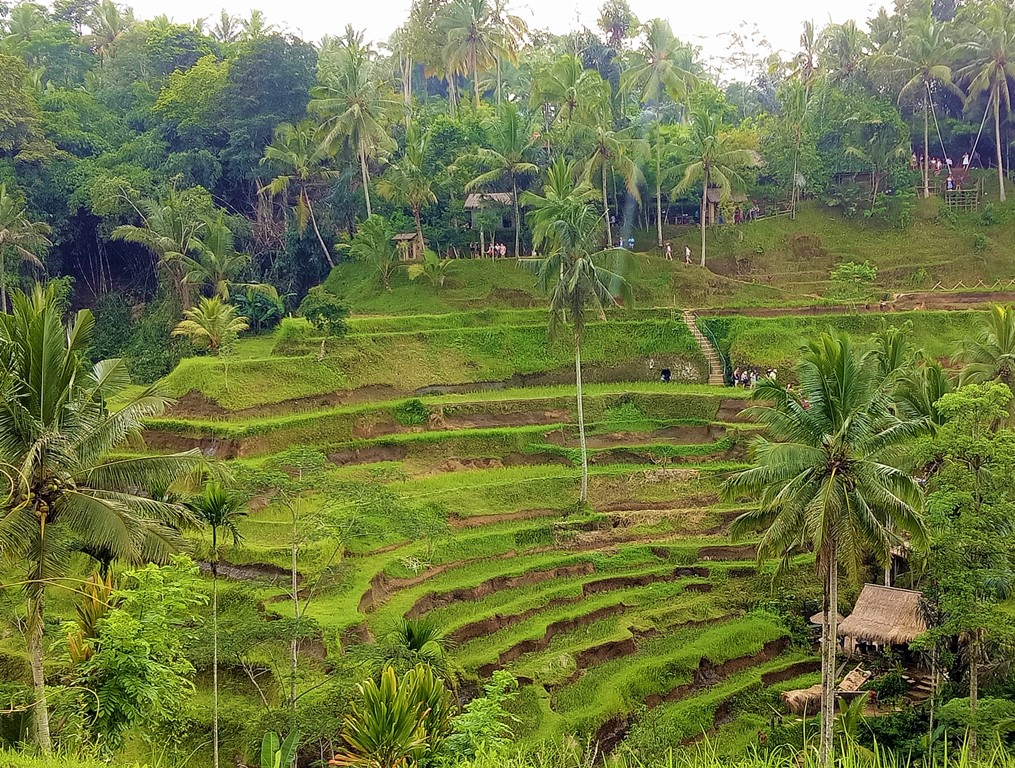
[132,0,882,74]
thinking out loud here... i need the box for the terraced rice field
[150,320,820,755]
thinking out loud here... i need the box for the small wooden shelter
[703,187,748,225]
[837,584,927,656]
[464,192,515,229]
[393,232,423,261]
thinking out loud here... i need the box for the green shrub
[393,398,430,426]
[274,317,315,352]
[867,665,908,704]
[298,285,349,337]
[973,232,988,253]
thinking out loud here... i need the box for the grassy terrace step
[622,652,818,755]
[454,577,732,673]
[161,319,707,411]
[512,613,791,742]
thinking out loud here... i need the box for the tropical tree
[881,12,961,197]
[724,333,928,766]
[845,119,910,214]
[597,0,638,49]
[778,79,818,218]
[184,212,276,301]
[464,102,539,257]
[0,183,50,314]
[956,304,1015,392]
[376,124,436,251]
[522,160,633,504]
[407,249,454,290]
[0,285,202,753]
[85,0,134,61]
[172,296,249,353]
[959,0,1015,202]
[261,120,338,267]
[340,214,401,291]
[820,20,871,85]
[622,19,696,247]
[672,107,755,268]
[112,188,208,309]
[364,617,458,685]
[310,31,397,217]
[189,481,246,768]
[439,0,508,108]
[578,98,645,246]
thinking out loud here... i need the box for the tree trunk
[306,194,335,268]
[212,568,220,768]
[413,206,425,253]
[791,128,800,219]
[359,143,373,218]
[924,92,931,198]
[497,56,502,106]
[471,48,481,109]
[700,173,708,268]
[404,55,412,107]
[655,108,663,248]
[603,163,612,247]
[290,506,299,723]
[0,248,6,314]
[819,538,838,767]
[970,629,979,762]
[512,178,520,258]
[995,87,1006,203]
[27,593,52,755]
[575,332,588,506]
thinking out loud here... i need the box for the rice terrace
[5,0,1015,767]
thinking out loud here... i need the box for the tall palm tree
[959,0,1015,202]
[845,120,910,215]
[376,124,437,253]
[183,213,277,302]
[464,102,539,257]
[310,32,398,218]
[724,333,927,767]
[622,19,697,247]
[211,10,240,44]
[112,189,206,309]
[172,296,250,353]
[521,159,633,504]
[881,13,961,197]
[578,98,646,246]
[0,183,50,314]
[956,304,1015,391]
[439,0,508,109]
[779,79,817,218]
[0,285,202,753]
[530,54,610,149]
[489,0,527,104]
[672,107,755,269]
[792,20,821,87]
[85,0,135,62]
[820,20,870,85]
[260,120,337,267]
[189,481,246,768]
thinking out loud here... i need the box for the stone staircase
[681,310,726,386]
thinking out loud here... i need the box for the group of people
[731,366,777,388]
[485,242,508,257]
[911,152,972,192]
[663,242,694,263]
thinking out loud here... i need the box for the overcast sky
[131,0,883,71]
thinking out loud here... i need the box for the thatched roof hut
[837,584,927,646]
[463,192,514,209]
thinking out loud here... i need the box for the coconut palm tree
[172,296,250,353]
[672,107,755,269]
[779,79,818,219]
[85,0,135,61]
[956,304,1015,391]
[959,0,1015,203]
[521,159,633,505]
[880,13,961,198]
[845,119,910,215]
[310,32,398,218]
[0,184,50,314]
[111,189,206,309]
[820,20,870,85]
[211,10,240,43]
[340,214,401,291]
[578,98,646,246]
[184,212,277,302]
[530,54,610,150]
[188,481,246,768]
[438,0,508,108]
[261,120,338,267]
[376,124,436,252]
[0,284,203,753]
[464,102,539,257]
[724,332,927,767]
[622,19,697,247]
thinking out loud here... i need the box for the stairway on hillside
[681,310,726,386]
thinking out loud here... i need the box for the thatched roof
[837,584,927,645]
[809,611,845,626]
[392,232,418,241]
[781,665,871,715]
[464,192,514,209]
[705,188,748,204]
